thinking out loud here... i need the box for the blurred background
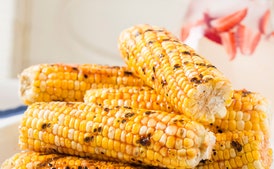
[0,0,190,79]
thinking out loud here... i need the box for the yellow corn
[195,131,273,169]
[1,151,146,169]
[84,87,270,136]
[118,24,233,124]
[19,63,145,104]
[19,102,216,168]
[84,86,172,112]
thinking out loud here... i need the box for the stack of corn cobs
[1,24,273,169]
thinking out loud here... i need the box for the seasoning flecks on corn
[19,102,216,169]
[118,24,233,123]
[19,64,145,104]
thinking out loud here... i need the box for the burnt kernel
[103,107,110,112]
[161,79,167,86]
[217,129,223,133]
[78,166,82,169]
[65,167,70,169]
[84,136,94,142]
[231,140,243,152]
[125,112,135,118]
[199,74,203,78]
[48,163,53,167]
[101,152,104,154]
[41,123,50,129]
[72,67,78,71]
[183,61,189,65]
[93,128,97,132]
[121,119,127,123]
[97,126,102,132]
[144,111,155,115]
[242,89,252,97]
[142,67,146,75]
[144,28,153,32]
[210,123,213,126]
[123,106,132,109]
[83,74,88,79]
[137,160,143,164]
[95,167,99,169]
[148,40,154,45]
[206,64,216,69]
[162,38,170,41]
[190,77,201,84]
[152,66,156,73]
[195,63,206,67]
[181,51,191,55]
[84,166,88,169]
[136,136,151,146]
[124,71,133,76]
[151,76,155,81]
[173,64,181,69]
[200,159,208,164]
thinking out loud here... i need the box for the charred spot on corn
[173,64,181,70]
[123,106,132,109]
[41,123,51,129]
[242,89,252,97]
[84,136,94,142]
[159,54,165,58]
[231,140,242,152]
[161,79,167,86]
[124,70,133,76]
[103,107,110,112]
[144,110,156,115]
[124,112,135,118]
[136,135,151,146]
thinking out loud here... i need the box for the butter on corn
[19,63,145,104]
[19,102,216,168]
[118,24,233,123]
[1,151,146,169]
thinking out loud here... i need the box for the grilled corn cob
[84,86,172,112]
[118,24,233,123]
[195,131,273,169]
[19,63,145,104]
[84,87,270,136]
[19,102,215,168]
[1,151,146,169]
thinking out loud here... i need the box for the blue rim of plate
[0,105,27,118]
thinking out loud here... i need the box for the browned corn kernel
[84,86,172,112]
[118,24,233,124]
[19,102,215,168]
[195,131,273,169]
[19,64,145,104]
[1,151,147,169]
[84,87,270,137]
